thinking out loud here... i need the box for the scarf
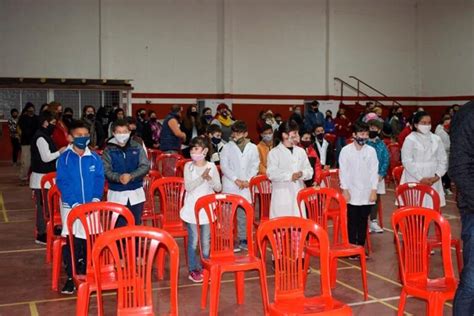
[216,114,233,127]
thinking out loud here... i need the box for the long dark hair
[274,120,299,146]
[182,105,203,131]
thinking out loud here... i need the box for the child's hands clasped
[201,168,212,181]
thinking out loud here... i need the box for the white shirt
[220,140,260,201]
[180,161,222,224]
[266,143,313,218]
[29,137,60,189]
[107,187,146,206]
[401,132,447,207]
[315,139,329,166]
[339,143,379,206]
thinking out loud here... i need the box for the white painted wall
[0,0,472,97]
[0,0,100,78]
[417,0,474,96]
[329,0,418,96]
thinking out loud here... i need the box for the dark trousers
[117,201,144,227]
[347,204,371,246]
[370,195,381,221]
[11,137,20,163]
[34,189,47,235]
[453,213,474,315]
[62,237,87,278]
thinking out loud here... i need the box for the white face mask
[417,124,431,134]
[114,133,131,144]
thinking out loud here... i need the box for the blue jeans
[186,223,210,272]
[453,213,474,316]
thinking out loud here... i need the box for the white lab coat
[220,140,260,202]
[435,125,450,157]
[401,132,447,207]
[266,143,313,219]
[339,143,379,206]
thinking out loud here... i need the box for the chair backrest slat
[150,177,185,228]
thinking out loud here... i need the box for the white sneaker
[369,220,384,234]
[446,189,453,196]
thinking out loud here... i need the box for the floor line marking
[348,295,401,307]
[0,248,46,255]
[0,192,9,223]
[29,302,39,316]
[4,208,35,213]
[0,219,33,224]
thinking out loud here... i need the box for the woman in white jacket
[401,111,448,207]
[267,121,313,219]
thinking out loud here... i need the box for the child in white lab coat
[267,121,313,219]
[180,136,222,283]
[339,121,379,252]
[220,120,260,252]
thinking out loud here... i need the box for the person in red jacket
[397,116,414,148]
[299,130,322,186]
[334,107,352,165]
[49,101,69,148]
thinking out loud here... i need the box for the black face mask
[190,111,198,117]
[316,133,324,141]
[139,113,146,119]
[63,114,73,121]
[150,117,157,122]
[130,130,136,136]
[86,113,95,120]
[369,131,379,139]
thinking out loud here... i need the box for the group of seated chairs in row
[35,152,461,316]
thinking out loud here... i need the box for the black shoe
[77,258,87,275]
[61,278,75,295]
[35,234,47,245]
[54,225,62,236]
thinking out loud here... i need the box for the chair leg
[453,239,463,273]
[359,252,369,300]
[427,296,445,316]
[46,222,52,264]
[377,199,383,229]
[183,236,188,266]
[398,289,407,316]
[156,246,166,280]
[209,267,222,316]
[76,282,91,316]
[51,239,63,291]
[329,256,338,289]
[257,266,269,315]
[365,227,372,256]
[333,216,340,244]
[201,268,210,309]
[235,271,245,305]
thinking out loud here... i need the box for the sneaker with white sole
[446,189,453,196]
[369,220,384,234]
[61,278,75,295]
[188,270,203,283]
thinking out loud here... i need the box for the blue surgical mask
[73,136,90,149]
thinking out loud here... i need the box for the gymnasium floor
[0,161,460,315]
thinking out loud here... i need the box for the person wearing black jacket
[18,102,39,185]
[313,124,334,168]
[450,101,474,316]
[29,111,66,244]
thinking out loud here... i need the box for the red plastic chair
[396,183,463,273]
[40,172,56,263]
[249,175,272,229]
[298,187,368,300]
[324,133,337,146]
[392,207,458,316]
[94,149,103,156]
[257,217,352,315]
[67,202,135,316]
[150,177,187,279]
[156,153,183,177]
[147,148,162,171]
[141,170,163,226]
[47,186,64,288]
[175,158,192,177]
[92,226,179,316]
[392,165,404,188]
[194,193,268,315]
[387,143,401,183]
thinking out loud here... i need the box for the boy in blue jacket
[367,120,390,234]
[56,120,105,294]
